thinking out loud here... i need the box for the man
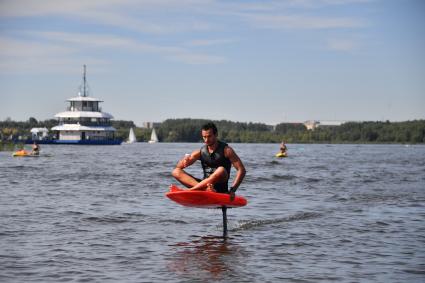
[31,141,40,155]
[279,141,287,154]
[172,122,246,198]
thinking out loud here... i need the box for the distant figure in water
[172,122,246,199]
[279,141,287,155]
[31,142,40,155]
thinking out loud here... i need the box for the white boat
[148,128,159,143]
[126,127,137,144]
[50,65,121,145]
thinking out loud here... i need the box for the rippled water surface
[1,143,424,282]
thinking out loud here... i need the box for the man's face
[202,129,217,146]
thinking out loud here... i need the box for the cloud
[319,0,374,5]
[243,13,366,30]
[75,10,213,34]
[29,31,136,48]
[198,0,373,13]
[0,0,119,17]
[31,31,190,55]
[274,0,374,9]
[0,0,371,72]
[0,36,74,57]
[0,0,215,34]
[168,53,226,65]
[0,36,110,73]
[184,38,238,47]
[0,31,226,72]
[0,0,371,42]
[0,0,370,33]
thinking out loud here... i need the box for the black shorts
[194,177,229,194]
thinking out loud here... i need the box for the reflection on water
[168,235,246,281]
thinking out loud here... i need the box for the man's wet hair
[201,122,218,135]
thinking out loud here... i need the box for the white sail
[148,128,159,143]
[127,127,136,143]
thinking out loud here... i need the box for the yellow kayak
[275,152,287,158]
[12,150,39,157]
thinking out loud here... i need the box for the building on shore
[142,122,162,129]
[304,120,347,131]
[30,128,49,140]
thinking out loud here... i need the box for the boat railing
[67,106,102,112]
[60,121,112,127]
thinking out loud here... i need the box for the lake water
[1,143,424,282]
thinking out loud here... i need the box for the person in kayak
[31,141,40,155]
[279,141,287,155]
[172,122,246,198]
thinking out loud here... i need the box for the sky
[0,0,424,126]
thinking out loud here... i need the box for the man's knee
[213,166,228,180]
[172,168,182,179]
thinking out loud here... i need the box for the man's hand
[229,187,237,201]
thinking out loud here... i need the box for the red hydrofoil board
[166,184,248,208]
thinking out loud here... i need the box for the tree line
[155,119,424,143]
[1,117,424,144]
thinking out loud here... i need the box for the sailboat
[148,128,159,143]
[126,127,137,144]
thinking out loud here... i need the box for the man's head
[201,122,218,146]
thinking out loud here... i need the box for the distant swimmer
[172,122,246,200]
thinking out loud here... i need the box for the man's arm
[176,150,200,169]
[225,146,246,191]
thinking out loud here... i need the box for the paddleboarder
[172,122,246,199]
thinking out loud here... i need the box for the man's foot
[206,183,216,192]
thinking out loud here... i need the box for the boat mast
[82,65,87,97]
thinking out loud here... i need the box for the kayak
[12,150,39,157]
[166,184,248,208]
[275,152,287,158]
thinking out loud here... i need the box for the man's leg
[172,168,199,188]
[188,167,228,191]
